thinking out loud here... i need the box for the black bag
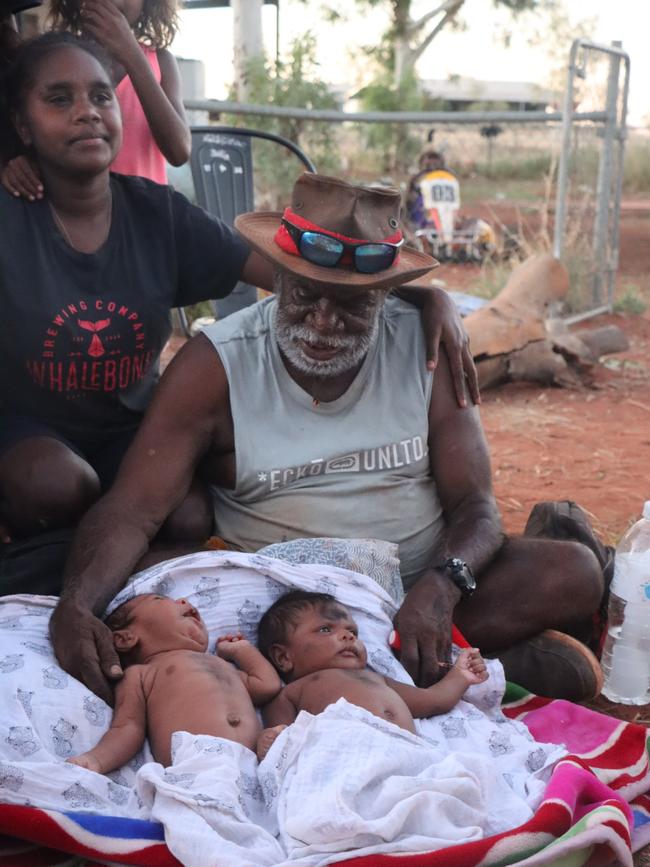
[0,528,72,596]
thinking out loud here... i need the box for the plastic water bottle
[601,501,650,704]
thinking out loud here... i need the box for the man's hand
[80,0,141,66]
[422,286,479,407]
[393,571,460,687]
[1,156,43,201]
[49,598,123,706]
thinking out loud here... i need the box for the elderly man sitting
[50,173,606,705]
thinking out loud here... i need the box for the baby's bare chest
[143,652,242,700]
[297,669,392,707]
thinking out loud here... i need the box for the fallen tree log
[461,253,620,390]
[464,253,569,360]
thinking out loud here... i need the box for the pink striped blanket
[0,682,647,867]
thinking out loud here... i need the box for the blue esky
[172,0,648,126]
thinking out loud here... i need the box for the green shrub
[623,139,650,195]
[231,34,342,204]
[613,285,648,315]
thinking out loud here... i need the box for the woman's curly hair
[49,0,180,49]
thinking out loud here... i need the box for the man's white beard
[274,305,380,379]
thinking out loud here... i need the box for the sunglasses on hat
[281,219,403,275]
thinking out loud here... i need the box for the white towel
[259,698,562,866]
[136,731,284,867]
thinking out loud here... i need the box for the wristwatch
[437,558,477,596]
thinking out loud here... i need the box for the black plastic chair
[175,126,316,331]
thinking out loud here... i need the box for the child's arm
[216,634,282,706]
[386,647,488,718]
[67,666,146,774]
[81,0,191,166]
[1,156,43,201]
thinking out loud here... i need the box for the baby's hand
[67,753,102,773]
[451,647,488,686]
[216,633,252,660]
[256,725,286,762]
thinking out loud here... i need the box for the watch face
[444,559,475,593]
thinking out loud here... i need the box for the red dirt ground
[436,197,650,545]
[480,310,650,545]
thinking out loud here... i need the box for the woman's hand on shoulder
[393,280,480,408]
[421,284,479,408]
[1,156,43,201]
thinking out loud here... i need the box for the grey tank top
[203,295,445,588]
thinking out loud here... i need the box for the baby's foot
[67,753,102,773]
[256,725,286,761]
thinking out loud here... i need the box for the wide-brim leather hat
[235,173,437,291]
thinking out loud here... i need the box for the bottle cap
[644,501,650,521]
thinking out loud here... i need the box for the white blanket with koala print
[0,550,566,867]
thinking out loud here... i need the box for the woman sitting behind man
[0,32,476,567]
[0,32,257,546]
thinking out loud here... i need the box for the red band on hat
[274,207,402,267]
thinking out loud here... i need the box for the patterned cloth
[0,551,648,866]
[260,537,404,601]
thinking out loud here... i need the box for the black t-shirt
[0,174,250,440]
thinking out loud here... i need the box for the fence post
[591,43,621,309]
[606,43,631,310]
[553,40,580,261]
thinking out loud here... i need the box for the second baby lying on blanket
[256,590,487,758]
[69,590,487,772]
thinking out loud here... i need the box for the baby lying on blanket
[257,590,487,758]
[68,594,281,771]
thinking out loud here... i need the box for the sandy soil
[481,311,650,545]
[447,197,650,545]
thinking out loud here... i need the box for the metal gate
[554,40,630,322]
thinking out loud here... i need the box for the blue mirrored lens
[355,244,396,274]
[300,232,344,267]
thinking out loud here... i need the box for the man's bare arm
[427,349,502,572]
[50,335,231,701]
[67,667,147,774]
[394,348,501,685]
